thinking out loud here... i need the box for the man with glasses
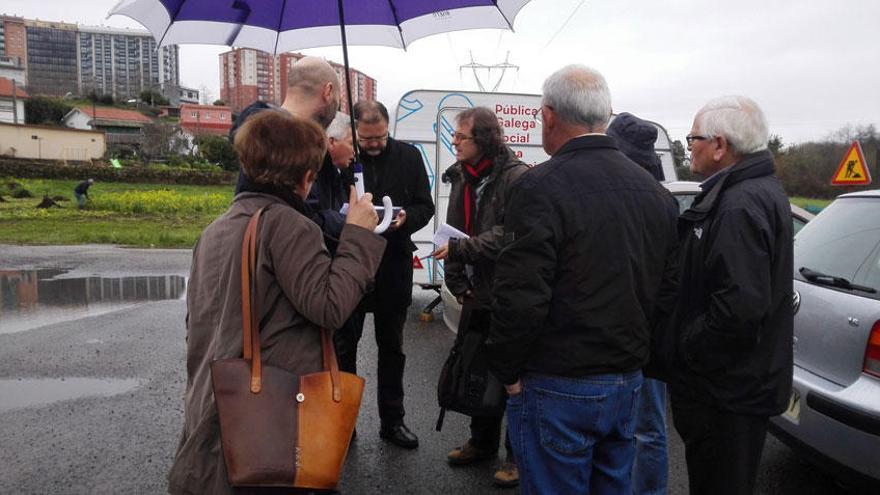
[659,96,793,494]
[432,106,529,488]
[486,65,679,494]
[334,100,434,449]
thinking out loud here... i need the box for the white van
[390,89,678,288]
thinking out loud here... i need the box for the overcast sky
[3,0,878,145]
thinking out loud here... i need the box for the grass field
[0,178,233,248]
[0,177,837,249]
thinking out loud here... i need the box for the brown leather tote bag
[211,207,365,489]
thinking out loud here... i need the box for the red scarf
[462,157,493,235]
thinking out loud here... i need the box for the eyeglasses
[357,133,388,144]
[452,133,473,142]
[685,134,712,147]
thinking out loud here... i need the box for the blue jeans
[507,371,643,495]
[632,378,668,495]
[75,192,86,209]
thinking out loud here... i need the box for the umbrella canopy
[109,0,532,166]
[109,0,532,55]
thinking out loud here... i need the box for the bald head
[284,56,341,128]
[288,57,339,96]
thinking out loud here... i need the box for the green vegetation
[789,197,832,209]
[0,178,233,248]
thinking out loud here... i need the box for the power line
[541,0,586,52]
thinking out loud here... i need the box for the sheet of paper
[433,223,470,246]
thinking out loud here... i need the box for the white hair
[326,111,352,140]
[541,64,612,130]
[696,96,768,154]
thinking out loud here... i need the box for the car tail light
[864,321,880,378]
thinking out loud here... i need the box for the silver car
[441,181,813,333]
[769,190,880,488]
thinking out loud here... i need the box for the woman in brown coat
[168,110,385,494]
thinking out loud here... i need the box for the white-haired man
[659,96,793,494]
[307,111,356,250]
[486,65,679,494]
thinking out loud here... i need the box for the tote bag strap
[241,207,265,393]
[321,328,343,402]
[241,206,342,400]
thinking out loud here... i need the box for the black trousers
[671,394,769,495]
[460,306,514,460]
[470,415,514,460]
[334,306,407,425]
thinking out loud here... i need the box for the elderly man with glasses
[657,96,793,495]
[333,100,434,450]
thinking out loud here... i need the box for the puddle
[0,270,186,334]
[0,377,141,413]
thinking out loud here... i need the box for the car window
[793,217,807,236]
[794,197,880,296]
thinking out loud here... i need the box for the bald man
[233,56,341,193]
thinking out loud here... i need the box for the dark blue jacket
[657,150,794,416]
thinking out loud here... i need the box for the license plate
[783,389,801,422]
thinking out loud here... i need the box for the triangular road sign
[831,141,871,186]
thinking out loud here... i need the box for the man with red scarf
[433,106,529,488]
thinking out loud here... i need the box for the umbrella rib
[385,0,407,49]
[492,0,515,31]
[225,1,253,47]
[155,0,189,48]
[273,0,289,55]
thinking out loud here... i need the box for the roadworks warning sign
[831,141,871,186]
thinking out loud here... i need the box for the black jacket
[487,135,680,385]
[658,150,794,416]
[357,137,434,311]
[443,147,530,309]
[74,180,92,195]
[305,155,354,252]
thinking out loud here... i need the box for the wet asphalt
[0,245,857,494]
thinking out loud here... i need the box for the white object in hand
[433,223,470,246]
[351,162,394,234]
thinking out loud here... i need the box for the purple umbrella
[109,0,532,141]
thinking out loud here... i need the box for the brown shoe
[446,440,496,465]
[493,461,519,488]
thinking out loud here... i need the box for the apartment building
[220,48,377,114]
[0,15,180,101]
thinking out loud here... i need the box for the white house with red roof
[0,76,28,124]
[63,106,153,147]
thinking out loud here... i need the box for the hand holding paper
[432,223,469,246]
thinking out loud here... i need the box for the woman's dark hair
[457,107,504,159]
[233,110,326,189]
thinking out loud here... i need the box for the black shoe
[380,423,419,449]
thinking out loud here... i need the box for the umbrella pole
[337,0,360,160]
